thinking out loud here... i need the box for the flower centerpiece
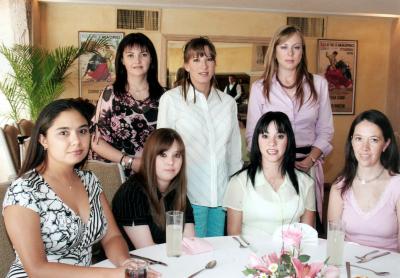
[243,227,339,278]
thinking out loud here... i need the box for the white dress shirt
[157,85,243,207]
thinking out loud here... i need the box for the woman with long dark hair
[2,99,138,278]
[112,128,195,249]
[157,37,242,237]
[224,111,315,237]
[91,32,164,177]
[328,110,400,251]
[245,25,334,224]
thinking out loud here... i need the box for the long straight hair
[113,32,163,100]
[243,111,299,194]
[19,99,91,177]
[262,25,317,108]
[336,109,399,196]
[137,128,187,229]
[181,37,218,102]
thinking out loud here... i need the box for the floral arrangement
[243,228,339,278]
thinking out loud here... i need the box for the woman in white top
[157,37,242,237]
[224,111,315,237]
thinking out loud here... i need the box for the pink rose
[283,228,303,250]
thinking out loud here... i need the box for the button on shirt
[157,86,243,207]
[245,74,334,156]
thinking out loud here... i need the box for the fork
[239,235,258,252]
[232,236,247,248]
[350,264,390,276]
[355,249,379,260]
[356,251,391,263]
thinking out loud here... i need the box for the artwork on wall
[78,31,124,101]
[317,39,357,114]
[252,44,268,71]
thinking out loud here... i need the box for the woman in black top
[112,128,195,250]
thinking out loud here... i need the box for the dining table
[93,235,400,277]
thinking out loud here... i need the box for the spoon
[350,264,390,276]
[187,260,217,278]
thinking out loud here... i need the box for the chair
[0,185,15,277]
[83,160,125,206]
[17,119,34,137]
[0,128,17,182]
[3,125,20,172]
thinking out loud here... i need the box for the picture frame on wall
[78,31,124,101]
[251,44,268,71]
[317,39,357,115]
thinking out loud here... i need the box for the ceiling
[41,0,400,17]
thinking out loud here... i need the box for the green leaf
[242,268,258,276]
[298,254,310,263]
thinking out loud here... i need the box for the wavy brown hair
[262,25,317,108]
[137,128,187,229]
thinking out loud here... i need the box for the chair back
[0,184,15,277]
[17,119,34,137]
[0,128,17,182]
[83,160,125,205]
[3,125,20,172]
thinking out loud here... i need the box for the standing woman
[245,25,334,223]
[157,37,242,237]
[2,99,136,278]
[328,110,400,251]
[91,32,164,177]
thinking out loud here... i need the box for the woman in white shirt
[157,37,242,237]
[224,111,315,237]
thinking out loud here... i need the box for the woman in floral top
[91,33,164,177]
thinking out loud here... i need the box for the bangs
[124,43,149,53]
[258,120,287,135]
[156,138,184,155]
[186,47,216,60]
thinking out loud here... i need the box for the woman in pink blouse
[245,25,334,223]
[328,110,400,251]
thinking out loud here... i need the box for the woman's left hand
[295,156,314,173]
[122,258,162,277]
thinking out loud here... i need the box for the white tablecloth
[94,236,400,277]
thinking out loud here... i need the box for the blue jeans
[191,205,225,237]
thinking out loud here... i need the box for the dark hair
[243,111,299,193]
[113,32,163,100]
[181,37,217,101]
[262,25,317,108]
[137,128,187,229]
[173,67,186,88]
[337,109,399,196]
[19,98,91,176]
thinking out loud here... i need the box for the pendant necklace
[356,167,385,185]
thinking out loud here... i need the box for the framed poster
[251,44,268,71]
[317,39,357,114]
[78,31,124,100]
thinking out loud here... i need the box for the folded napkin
[272,223,318,246]
[181,237,213,255]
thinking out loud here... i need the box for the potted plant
[0,37,108,122]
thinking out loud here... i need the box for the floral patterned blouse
[2,169,107,278]
[90,85,159,176]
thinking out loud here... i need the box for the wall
[38,3,396,182]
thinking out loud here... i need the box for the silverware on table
[350,264,390,276]
[355,249,379,260]
[239,235,258,252]
[346,261,351,278]
[130,253,168,266]
[187,260,217,278]
[232,236,247,248]
[356,251,391,263]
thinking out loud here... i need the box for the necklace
[276,75,296,90]
[356,168,385,185]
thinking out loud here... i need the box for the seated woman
[2,99,139,278]
[223,111,315,237]
[328,109,400,251]
[112,128,195,250]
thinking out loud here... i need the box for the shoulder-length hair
[19,98,91,176]
[113,32,164,100]
[337,109,399,196]
[262,25,317,108]
[181,36,217,102]
[137,128,187,229]
[244,111,299,194]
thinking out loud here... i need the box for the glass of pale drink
[166,210,183,257]
[327,220,345,266]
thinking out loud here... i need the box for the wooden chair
[0,128,17,182]
[83,160,125,206]
[17,119,34,137]
[3,125,20,172]
[0,185,15,277]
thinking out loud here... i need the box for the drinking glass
[166,210,183,257]
[326,220,345,266]
[125,258,148,278]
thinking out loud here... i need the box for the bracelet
[126,157,133,170]
[119,154,125,164]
